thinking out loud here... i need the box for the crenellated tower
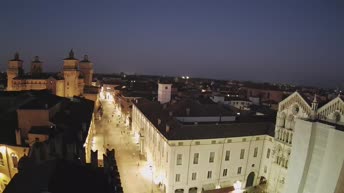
[7,52,24,91]
[79,55,94,86]
[63,49,80,97]
[30,56,43,75]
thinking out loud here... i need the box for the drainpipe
[217,138,226,188]
[243,137,253,186]
[185,140,193,186]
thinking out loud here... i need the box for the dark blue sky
[0,0,343,88]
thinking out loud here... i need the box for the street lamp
[233,181,243,193]
[150,165,153,193]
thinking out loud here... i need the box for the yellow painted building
[6,50,94,98]
[0,145,29,192]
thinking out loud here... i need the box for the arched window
[11,153,18,168]
[0,152,4,166]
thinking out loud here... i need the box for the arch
[246,172,255,187]
[0,152,4,166]
[188,187,197,193]
[285,115,294,129]
[285,132,289,143]
[0,172,10,192]
[175,189,184,193]
[277,112,286,127]
[11,153,18,168]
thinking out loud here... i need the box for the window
[207,171,212,179]
[223,169,228,177]
[254,147,258,157]
[242,138,246,142]
[225,150,230,161]
[0,153,4,166]
[175,174,181,182]
[209,152,215,163]
[264,166,267,173]
[211,140,216,144]
[267,148,271,159]
[193,153,199,164]
[192,172,197,180]
[177,154,182,165]
[227,139,232,143]
[178,142,183,146]
[11,154,18,168]
[195,141,200,145]
[240,149,245,159]
[237,167,242,174]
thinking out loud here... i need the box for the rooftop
[4,159,111,193]
[134,98,275,140]
[19,94,64,110]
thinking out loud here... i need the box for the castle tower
[30,56,43,75]
[7,52,24,91]
[63,49,80,97]
[158,81,172,104]
[79,55,94,86]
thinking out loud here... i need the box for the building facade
[131,88,344,193]
[6,50,94,98]
[131,97,275,193]
[269,92,344,193]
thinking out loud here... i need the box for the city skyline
[0,0,343,88]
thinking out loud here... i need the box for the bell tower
[63,49,80,97]
[7,52,24,91]
[79,55,94,86]
[30,56,43,75]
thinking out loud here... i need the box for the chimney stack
[166,124,170,133]
[158,119,161,125]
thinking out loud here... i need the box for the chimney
[186,108,190,116]
[158,119,161,125]
[166,124,170,133]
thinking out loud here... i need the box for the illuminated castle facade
[6,50,94,97]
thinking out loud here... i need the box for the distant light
[227,94,230,97]
[186,76,189,79]
[182,76,185,79]
[237,113,240,115]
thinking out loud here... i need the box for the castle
[6,50,93,97]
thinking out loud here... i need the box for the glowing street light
[233,181,243,193]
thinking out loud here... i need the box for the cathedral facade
[6,50,93,98]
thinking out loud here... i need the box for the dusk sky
[0,0,343,88]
